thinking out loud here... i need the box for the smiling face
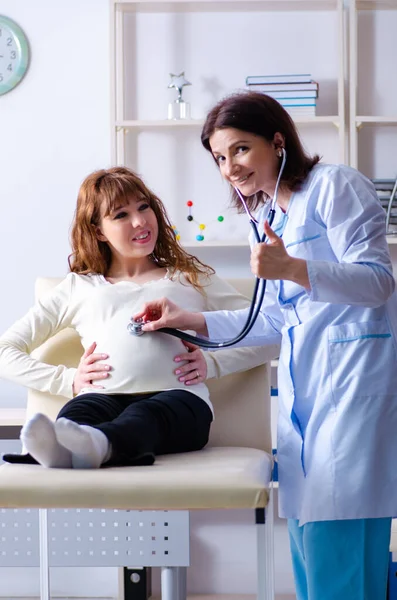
[96,195,159,266]
[209,127,282,198]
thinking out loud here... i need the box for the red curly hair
[69,167,214,290]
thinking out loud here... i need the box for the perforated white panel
[0,508,39,566]
[0,509,189,567]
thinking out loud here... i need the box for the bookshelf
[349,0,397,169]
[110,0,346,248]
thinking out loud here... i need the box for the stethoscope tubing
[129,148,286,348]
[157,208,275,348]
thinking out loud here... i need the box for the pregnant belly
[93,326,188,393]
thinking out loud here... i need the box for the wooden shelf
[183,237,397,247]
[356,0,397,9]
[295,116,340,125]
[355,116,397,125]
[116,119,204,128]
[115,0,338,11]
[116,116,340,129]
[181,236,397,248]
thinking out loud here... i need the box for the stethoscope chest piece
[127,319,144,336]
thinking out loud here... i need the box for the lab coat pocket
[328,320,396,401]
[284,218,333,262]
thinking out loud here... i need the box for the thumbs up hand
[251,222,310,288]
[250,221,292,281]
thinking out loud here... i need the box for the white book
[287,106,316,112]
[287,108,316,117]
[278,98,317,107]
[246,74,312,85]
[246,82,318,93]
[249,89,318,99]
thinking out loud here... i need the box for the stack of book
[372,178,397,235]
[245,74,318,118]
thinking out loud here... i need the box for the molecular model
[173,200,224,242]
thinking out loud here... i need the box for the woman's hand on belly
[174,341,207,385]
[73,341,111,395]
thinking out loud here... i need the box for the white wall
[0,0,111,408]
[0,1,397,599]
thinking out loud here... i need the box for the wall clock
[0,15,29,96]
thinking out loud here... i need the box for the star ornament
[168,72,191,100]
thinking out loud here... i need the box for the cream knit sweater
[0,271,279,412]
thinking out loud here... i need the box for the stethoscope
[127,148,287,348]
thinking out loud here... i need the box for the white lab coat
[205,163,397,525]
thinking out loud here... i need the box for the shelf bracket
[356,121,363,130]
[116,126,130,135]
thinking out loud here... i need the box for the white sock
[20,413,72,468]
[55,418,110,469]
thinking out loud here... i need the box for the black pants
[57,390,212,467]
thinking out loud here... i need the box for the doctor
[135,91,397,600]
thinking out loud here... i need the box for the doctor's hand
[251,222,311,288]
[133,298,208,336]
[250,221,290,280]
[73,342,111,395]
[174,341,207,385]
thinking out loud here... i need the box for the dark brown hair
[201,91,320,212]
[68,167,214,290]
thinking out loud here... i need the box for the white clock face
[0,16,29,96]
